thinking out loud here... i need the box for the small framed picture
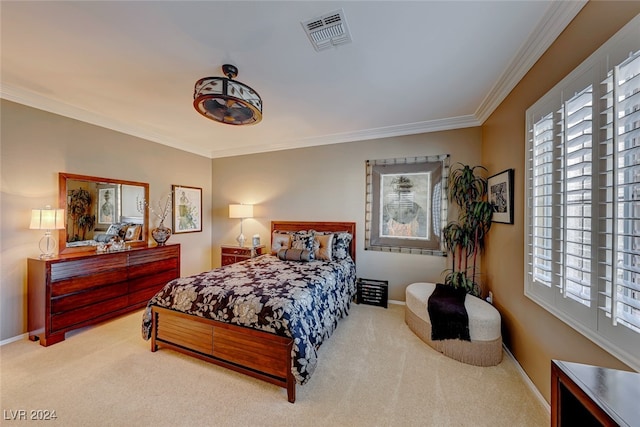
[172,185,202,233]
[487,169,514,224]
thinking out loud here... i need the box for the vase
[151,222,172,246]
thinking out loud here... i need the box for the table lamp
[30,205,65,259]
[228,204,253,247]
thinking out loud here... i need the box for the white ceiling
[1,1,585,159]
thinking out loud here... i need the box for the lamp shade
[30,207,65,230]
[229,204,253,219]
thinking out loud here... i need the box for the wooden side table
[551,359,639,426]
[221,245,265,266]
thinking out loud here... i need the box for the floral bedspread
[142,254,356,384]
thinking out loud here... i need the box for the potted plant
[67,188,95,242]
[441,163,493,297]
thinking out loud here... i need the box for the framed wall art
[97,185,118,227]
[364,154,449,256]
[172,185,202,233]
[487,168,514,224]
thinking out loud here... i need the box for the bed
[142,221,357,403]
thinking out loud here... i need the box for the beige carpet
[1,304,548,426]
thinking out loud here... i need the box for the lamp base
[236,233,246,247]
[38,233,57,259]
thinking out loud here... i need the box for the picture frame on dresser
[172,185,202,234]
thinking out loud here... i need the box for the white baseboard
[1,333,28,346]
[503,344,550,413]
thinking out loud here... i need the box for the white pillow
[271,232,291,254]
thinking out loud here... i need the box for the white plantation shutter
[525,14,640,371]
[562,85,593,306]
[600,50,640,333]
[531,112,555,288]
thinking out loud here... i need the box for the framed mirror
[58,173,150,254]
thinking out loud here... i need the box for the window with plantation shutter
[600,50,640,334]
[525,14,640,371]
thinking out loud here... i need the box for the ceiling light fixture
[193,64,262,125]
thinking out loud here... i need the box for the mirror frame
[58,172,150,254]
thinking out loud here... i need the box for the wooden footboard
[150,306,296,403]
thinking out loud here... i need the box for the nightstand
[221,245,265,266]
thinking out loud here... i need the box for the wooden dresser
[28,244,180,346]
[221,245,265,266]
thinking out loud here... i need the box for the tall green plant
[441,163,493,296]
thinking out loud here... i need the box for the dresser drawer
[129,286,165,307]
[129,269,179,293]
[51,295,129,331]
[221,245,265,266]
[51,281,128,314]
[129,245,179,266]
[51,269,128,297]
[50,253,127,282]
[128,257,178,279]
[222,255,238,266]
[222,246,253,256]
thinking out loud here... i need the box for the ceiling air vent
[301,9,352,52]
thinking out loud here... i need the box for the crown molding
[474,0,587,123]
[0,84,211,158]
[208,115,481,158]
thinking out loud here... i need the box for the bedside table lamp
[30,205,65,259]
[229,204,253,247]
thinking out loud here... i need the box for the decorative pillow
[94,233,113,243]
[313,233,334,261]
[332,232,353,260]
[271,232,292,255]
[291,231,315,260]
[277,248,312,262]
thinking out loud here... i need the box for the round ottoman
[405,282,502,366]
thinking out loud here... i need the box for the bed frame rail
[151,306,296,403]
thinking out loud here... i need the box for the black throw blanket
[427,283,471,341]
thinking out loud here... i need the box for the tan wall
[0,100,213,341]
[482,1,640,402]
[211,128,482,301]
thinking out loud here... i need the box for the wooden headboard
[271,221,356,262]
